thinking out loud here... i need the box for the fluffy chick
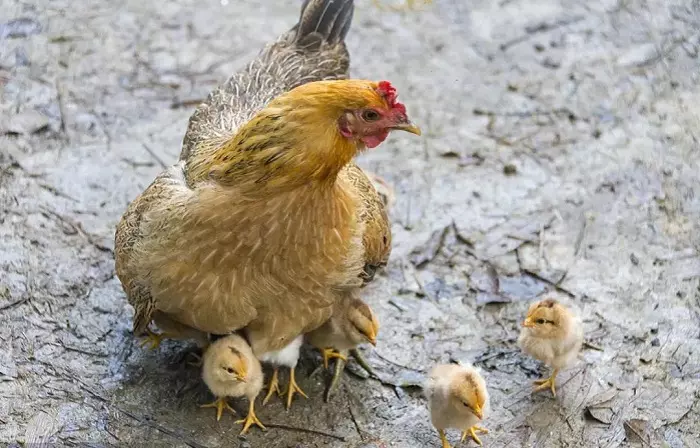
[425,363,490,447]
[518,298,584,397]
[306,292,379,368]
[201,334,265,434]
[256,335,308,410]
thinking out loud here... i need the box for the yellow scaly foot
[438,429,452,448]
[285,367,308,410]
[200,397,236,421]
[236,400,265,435]
[461,426,489,445]
[321,348,347,369]
[533,368,559,397]
[139,329,169,350]
[262,368,282,406]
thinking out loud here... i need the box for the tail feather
[294,0,354,45]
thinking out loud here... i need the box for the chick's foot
[138,330,169,350]
[200,397,236,421]
[438,429,452,448]
[533,368,559,397]
[236,400,265,435]
[321,348,347,369]
[262,368,282,406]
[461,426,489,445]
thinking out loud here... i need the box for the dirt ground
[1,0,699,446]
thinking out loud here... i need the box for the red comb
[377,81,406,114]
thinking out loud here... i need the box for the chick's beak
[473,405,483,420]
[392,120,421,136]
[522,318,535,328]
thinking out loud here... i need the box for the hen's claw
[321,348,347,369]
[200,397,236,421]
[461,426,489,445]
[285,367,308,410]
[262,368,282,406]
[236,400,265,435]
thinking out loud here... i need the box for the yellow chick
[518,298,584,397]
[306,292,379,369]
[200,334,265,435]
[424,363,490,448]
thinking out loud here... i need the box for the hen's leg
[262,368,282,406]
[285,367,308,410]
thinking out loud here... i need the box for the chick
[425,363,490,448]
[256,335,308,410]
[305,292,379,397]
[517,298,584,397]
[201,334,265,434]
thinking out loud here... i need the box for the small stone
[503,164,517,175]
[651,338,660,347]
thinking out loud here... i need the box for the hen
[113,0,419,410]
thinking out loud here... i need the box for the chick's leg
[236,399,265,435]
[285,367,308,410]
[138,329,171,350]
[461,426,489,446]
[200,397,236,421]
[438,429,452,448]
[321,347,347,369]
[325,349,375,402]
[262,368,282,406]
[533,368,559,397]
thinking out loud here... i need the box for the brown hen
[114,0,419,402]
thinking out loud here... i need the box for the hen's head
[209,80,420,188]
[521,298,572,339]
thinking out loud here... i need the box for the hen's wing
[114,162,198,335]
[181,0,354,186]
[340,163,392,285]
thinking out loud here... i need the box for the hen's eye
[362,109,380,122]
[536,319,546,324]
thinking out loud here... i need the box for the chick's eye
[226,367,235,373]
[361,109,380,122]
[536,319,546,324]
[463,402,470,408]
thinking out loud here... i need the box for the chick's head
[522,299,570,339]
[449,370,488,420]
[213,345,248,384]
[344,298,380,347]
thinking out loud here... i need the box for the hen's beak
[522,318,535,328]
[392,120,421,136]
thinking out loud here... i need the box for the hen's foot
[461,426,489,445]
[236,400,265,435]
[200,397,236,421]
[285,367,308,410]
[262,368,282,406]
